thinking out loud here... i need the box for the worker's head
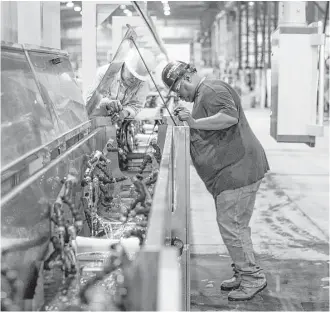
[121,48,156,87]
[161,61,199,102]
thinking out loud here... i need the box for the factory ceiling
[60,1,226,28]
[146,1,224,20]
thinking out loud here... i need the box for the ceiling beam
[163,38,192,44]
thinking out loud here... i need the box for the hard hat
[124,48,156,81]
[156,53,167,64]
[161,60,191,89]
[154,60,168,88]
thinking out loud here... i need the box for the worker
[84,48,156,122]
[161,61,270,301]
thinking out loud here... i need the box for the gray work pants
[215,179,262,274]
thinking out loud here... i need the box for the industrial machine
[1,25,190,311]
[270,1,326,147]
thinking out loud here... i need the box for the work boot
[228,270,267,301]
[220,264,241,291]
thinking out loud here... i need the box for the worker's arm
[123,81,150,118]
[84,65,108,104]
[177,89,239,130]
[187,112,238,130]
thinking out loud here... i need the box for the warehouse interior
[1,1,329,311]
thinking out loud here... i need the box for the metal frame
[1,128,102,206]
[1,121,92,190]
[142,123,191,311]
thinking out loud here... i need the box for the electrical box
[270,25,324,147]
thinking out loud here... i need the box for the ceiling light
[74,5,81,12]
[164,10,170,16]
[249,2,254,6]
[120,4,126,9]
[66,1,74,7]
[126,11,132,16]
[161,0,168,3]
[163,3,170,10]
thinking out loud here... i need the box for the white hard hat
[154,60,168,88]
[156,53,167,63]
[124,48,156,81]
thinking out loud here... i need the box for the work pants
[215,179,265,284]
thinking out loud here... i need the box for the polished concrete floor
[189,108,329,311]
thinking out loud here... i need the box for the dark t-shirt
[190,79,270,198]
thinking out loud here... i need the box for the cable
[127,29,178,126]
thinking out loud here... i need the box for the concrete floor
[189,108,329,310]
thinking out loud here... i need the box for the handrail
[1,121,92,177]
[1,128,102,207]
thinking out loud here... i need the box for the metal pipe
[245,3,249,68]
[254,2,258,69]
[274,1,278,29]
[267,2,272,67]
[261,2,267,67]
[312,1,326,16]
[238,1,242,69]
[317,1,328,125]
[318,28,326,126]
[322,1,329,34]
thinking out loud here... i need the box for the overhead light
[161,0,168,3]
[66,1,74,7]
[163,3,170,10]
[164,10,170,16]
[120,4,126,9]
[249,2,254,6]
[127,11,132,16]
[74,5,81,12]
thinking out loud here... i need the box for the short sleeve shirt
[190,79,270,198]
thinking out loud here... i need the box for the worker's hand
[174,107,195,126]
[99,98,123,116]
[110,109,130,124]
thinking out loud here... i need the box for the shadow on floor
[190,254,330,311]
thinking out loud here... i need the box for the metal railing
[128,122,190,311]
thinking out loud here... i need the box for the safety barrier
[127,123,191,311]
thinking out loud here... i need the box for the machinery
[1,25,190,311]
[270,1,326,147]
